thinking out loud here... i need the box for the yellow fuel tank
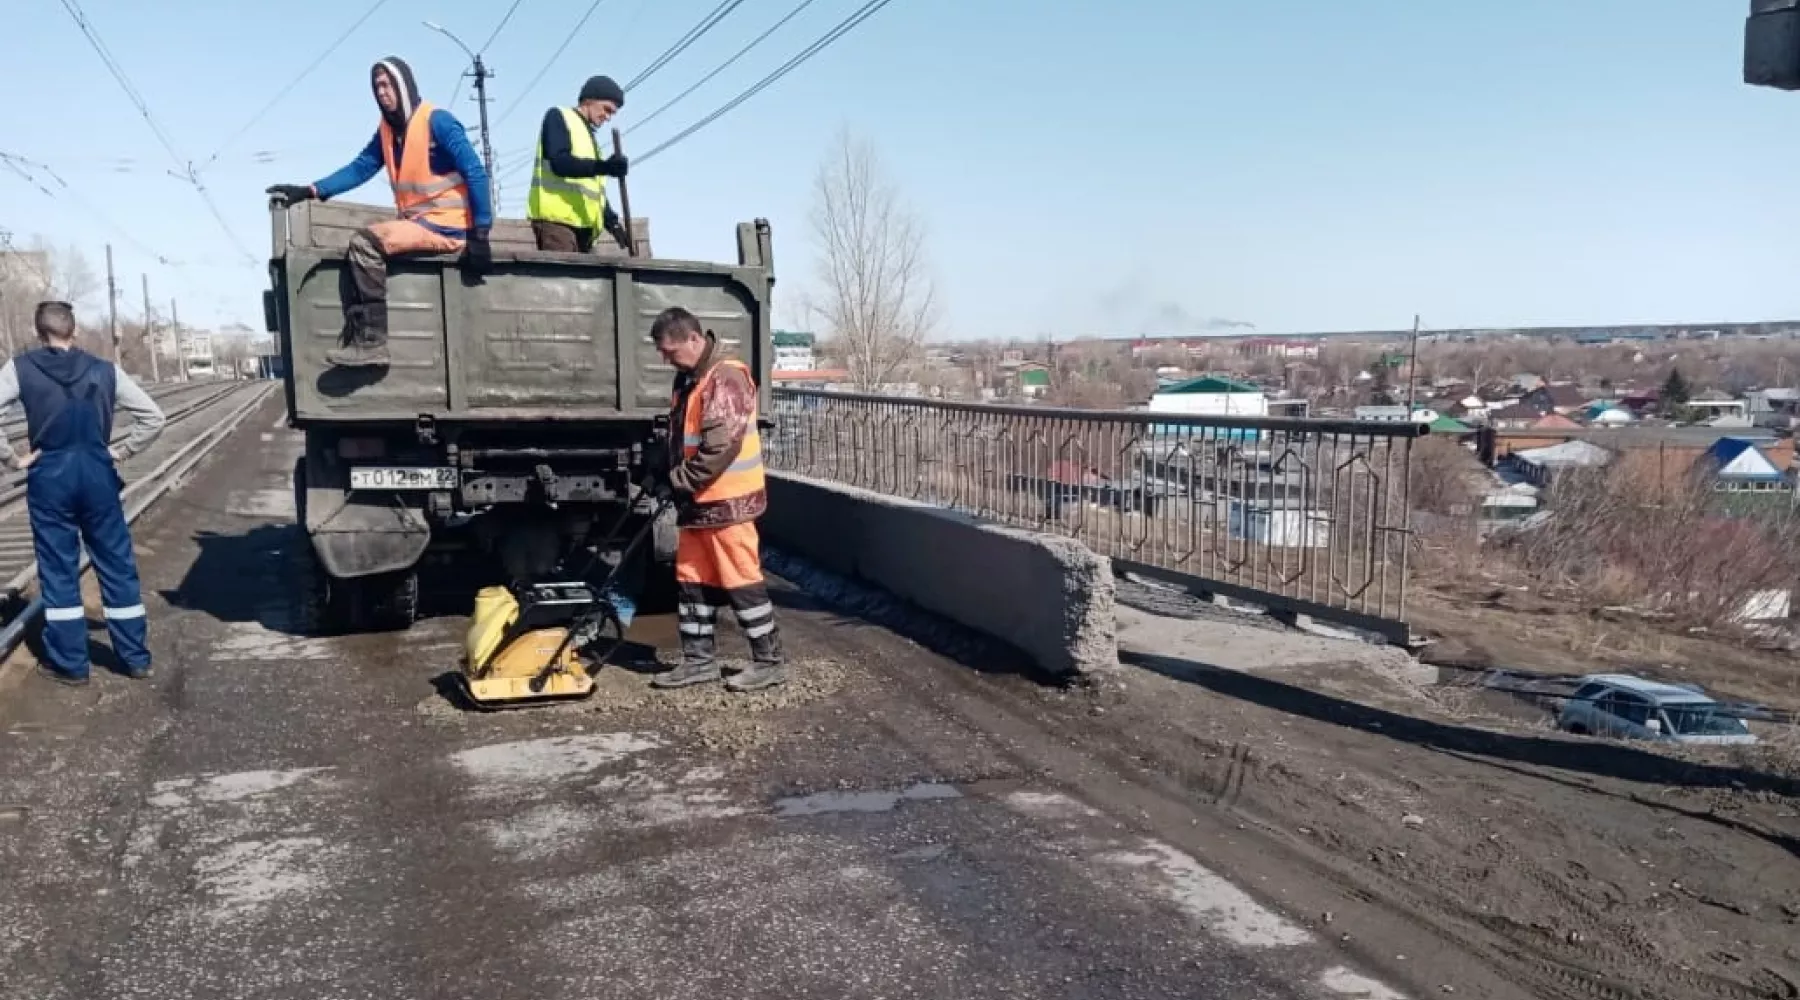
[466,585,519,668]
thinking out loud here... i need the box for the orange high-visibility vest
[377,101,471,231]
[677,359,765,504]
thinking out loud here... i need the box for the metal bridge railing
[766,388,1428,641]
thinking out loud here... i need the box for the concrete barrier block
[761,472,1117,678]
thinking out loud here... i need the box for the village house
[1697,438,1792,494]
[1519,382,1591,416]
[1507,439,1613,487]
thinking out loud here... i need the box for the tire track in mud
[861,652,1799,1000]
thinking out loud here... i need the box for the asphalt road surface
[0,396,1416,1000]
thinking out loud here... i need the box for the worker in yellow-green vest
[528,75,631,254]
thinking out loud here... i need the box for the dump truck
[264,199,775,633]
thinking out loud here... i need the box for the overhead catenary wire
[51,0,259,267]
[481,0,529,53]
[202,0,394,169]
[497,0,614,126]
[0,151,177,266]
[54,0,187,172]
[623,0,750,93]
[450,0,527,108]
[627,0,822,135]
[635,0,900,164]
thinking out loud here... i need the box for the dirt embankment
[1070,585,1800,1000]
[1410,570,1800,715]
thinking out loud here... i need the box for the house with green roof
[1146,373,1269,439]
[772,330,817,373]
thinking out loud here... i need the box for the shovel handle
[612,128,636,257]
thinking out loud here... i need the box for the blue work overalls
[17,347,150,678]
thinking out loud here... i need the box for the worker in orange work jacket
[645,306,787,693]
[265,56,493,369]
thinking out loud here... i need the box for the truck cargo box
[266,200,775,426]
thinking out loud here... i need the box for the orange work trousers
[674,521,780,666]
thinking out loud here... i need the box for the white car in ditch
[1557,674,1759,746]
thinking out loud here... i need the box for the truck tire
[348,570,420,633]
[293,457,351,636]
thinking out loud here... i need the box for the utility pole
[1404,313,1422,415]
[471,55,498,208]
[105,243,118,360]
[170,298,181,380]
[142,273,159,383]
[425,21,498,209]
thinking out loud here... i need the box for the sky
[0,0,1793,339]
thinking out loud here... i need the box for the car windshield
[1661,704,1751,736]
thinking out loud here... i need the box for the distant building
[1237,338,1320,359]
[1016,363,1051,399]
[1748,387,1800,428]
[1520,383,1591,416]
[772,330,817,373]
[1509,439,1613,487]
[1148,374,1268,418]
[1698,438,1790,494]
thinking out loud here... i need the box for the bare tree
[807,128,937,393]
[47,243,101,312]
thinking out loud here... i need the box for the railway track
[0,380,278,657]
[0,379,218,442]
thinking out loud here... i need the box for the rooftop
[1154,374,1263,395]
[1580,674,1712,704]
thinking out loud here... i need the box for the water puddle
[773,781,961,818]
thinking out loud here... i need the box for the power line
[54,0,186,171]
[0,151,176,265]
[637,0,899,164]
[482,0,529,52]
[624,0,750,93]
[497,0,613,126]
[627,0,822,135]
[52,0,259,267]
[203,0,394,170]
[452,0,528,108]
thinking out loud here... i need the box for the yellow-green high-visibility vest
[527,106,607,228]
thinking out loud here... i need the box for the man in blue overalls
[0,301,167,686]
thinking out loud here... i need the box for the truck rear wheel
[346,570,420,632]
[292,455,418,634]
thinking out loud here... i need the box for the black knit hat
[579,75,625,106]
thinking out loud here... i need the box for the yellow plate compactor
[461,581,619,707]
[459,497,667,709]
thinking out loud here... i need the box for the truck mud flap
[309,504,431,579]
[297,452,431,580]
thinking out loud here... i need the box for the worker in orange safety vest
[265,56,493,368]
[644,306,787,693]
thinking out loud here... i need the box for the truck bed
[267,200,774,425]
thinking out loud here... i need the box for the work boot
[651,659,721,689]
[725,660,787,693]
[728,631,788,692]
[653,634,722,688]
[326,302,390,367]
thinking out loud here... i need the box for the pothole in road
[772,781,962,818]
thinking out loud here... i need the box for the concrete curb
[760,472,1117,678]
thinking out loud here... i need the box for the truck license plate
[349,466,458,490]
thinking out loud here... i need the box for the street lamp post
[424,21,498,209]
